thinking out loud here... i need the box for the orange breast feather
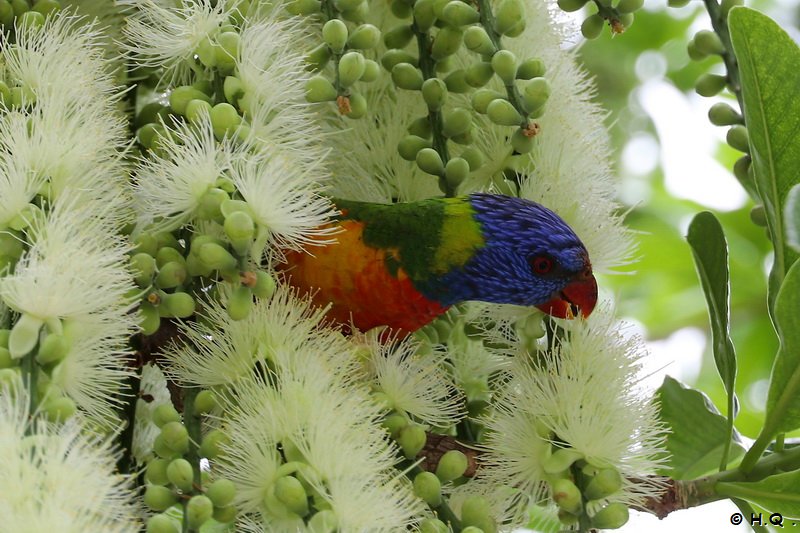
[281,220,449,335]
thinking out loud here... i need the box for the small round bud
[308,509,338,533]
[224,210,255,243]
[144,485,178,512]
[495,0,524,34]
[286,0,322,14]
[169,86,211,116]
[442,1,480,26]
[585,467,623,499]
[215,31,240,71]
[686,39,708,61]
[43,395,77,422]
[306,43,332,71]
[616,0,643,13]
[416,148,445,176]
[542,448,584,474]
[408,116,432,138]
[186,495,214,529]
[413,0,436,31]
[522,76,550,115]
[516,58,546,80]
[431,27,463,60]
[392,62,424,90]
[551,478,582,513]
[733,155,752,183]
[252,270,277,299]
[213,504,237,523]
[146,458,171,486]
[750,205,767,227]
[228,285,253,321]
[18,10,45,30]
[210,103,242,137]
[160,421,190,454]
[590,502,630,529]
[146,513,178,533]
[166,458,195,492]
[461,495,497,532]
[445,157,470,189]
[338,51,366,87]
[442,107,472,138]
[36,333,70,364]
[511,128,535,153]
[197,242,237,271]
[444,69,470,93]
[359,59,380,83]
[435,450,468,482]
[581,14,604,40]
[695,73,727,97]
[398,135,432,161]
[460,147,484,171]
[348,23,380,49]
[421,78,447,111]
[322,19,348,53]
[419,518,449,533]
[305,76,337,103]
[491,50,517,84]
[153,434,179,460]
[471,89,503,114]
[465,62,494,88]
[487,98,522,126]
[275,475,309,516]
[694,29,725,55]
[381,49,418,72]
[383,24,414,49]
[160,292,196,318]
[726,125,749,152]
[557,0,587,12]
[463,26,496,56]
[193,390,216,414]
[206,478,236,507]
[344,92,368,119]
[413,471,442,507]
[152,403,181,428]
[340,2,369,23]
[200,429,229,459]
[139,302,160,336]
[0,347,14,369]
[708,102,741,126]
[155,262,187,290]
[398,424,427,458]
[222,76,244,107]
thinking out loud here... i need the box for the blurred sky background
[555,0,799,529]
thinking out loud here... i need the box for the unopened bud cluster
[556,0,642,39]
[0,0,60,32]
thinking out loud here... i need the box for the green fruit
[305,76,337,103]
[461,495,497,532]
[581,14,604,39]
[398,135,432,161]
[460,147,484,170]
[200,429,229,459]
[252,270,276,299]
[306,43,332,71]
[215,31,240,71]
[522,76,550,114]
[166,458,195,492]
[419,518,449,533]
[348,23,380,49]
[144,485,178,512]
[194,389,217,414]
[471,89,503,114]
[209,103,242,137]
[733,155,751,183]
[43,395,77,422]
[139,302,161,335]
[360,59,380,83]
[36,333,70,364]
[213,504,238,523]
[223,76,244,105]
[487,98,522,126]
[408,116,431,138]
[197,242,237,271]
[463,26,496,56]
[445,157,470,189]
[155,262,187,289]
[392,62,424,90]
[542,448,584,474]
[435,450,468,481]
[18,10,44,29]
[491,50,517,84]
[416,148,445,176]
[322,19,348,53]
[338,51,366,87]
[275,475,309,516]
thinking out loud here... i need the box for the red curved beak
[535,271,598,319]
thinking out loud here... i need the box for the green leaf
[717,470,800,519]
[728,7,800,310]
[655,376,745,480]
[786,184,800,253]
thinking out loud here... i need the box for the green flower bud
[344,92,368,119]
[334,0,362,10]
[184,99,211,124]
[160,292,195,318]
[431,27,463,60]
[461,527,483,533]
[694,29,725,55]
[445,157,470,189]
[251,270,276,299]
[413,0,436,31]
[750,204,767,227]
[306,43,332,71]
[136,124,161,149]
[153,434,179,460]
[222,76,244,107]
[495,0,524,34]
[390,0,412,17]
[43,395,76,422]
[146,514,178,533]
[382,412,409,436]
[340,2,369,23]
[195,35,217,67]
[416,148,445,176]
[585,467,623,500]
[166,458,195,492]
[358,59,380,83]
[542,447,584,474]
[348,23,380,49]
[442,107,471,138]
[210,102,242,138]
[733,155,752,183]
[224,210,255,244]
[339,51,366,87]
[413,471,442,507]
[444,69,469,93]
[322,19,348,53]
[695,73,727,97]
[275,475,309,516]
[168,86,211,116]
[383,24,414,49]
[516,58,546,80]
[197,242,237,271]
[193,389,216,414]
[487,98,522,126]
[471,89,502,114]
[398,135,432,161]
[154,247,183,268]
[721,0,743,16]
[206,478,236,507]
[419,518,449,533]
[308,509,338,533]
[421,78,447,111]
[187,495,214,529]
[727,124,749,152]
[161,421,190,454]
[465,62,494,88]
[392,62,424,91]
[511,128,535,153]
[581,14,604,39]
[432,0,449,18]
[0,347,14,369]
[381,49,418,71]
[708,102,741,126]
[135,102,169,128]
[200,429,229,459]
[461,495,497,532]
[144,485,178,512]
[0,1,13,26]
[305,76,337,103]
[139,302,160,335]
[286,0,321,14]
[18,10,44,30]
[491,50,517,84]
[408,116,432,138]
[557,0,587,11]
[616,0,643,13]
[442,1,480,26]
[146,458,170,486]
[155,262,188,290]
[10,0,27,19]
[522,76,550,115]
[668,0,690,6]
[131,252,157,287]
[36,333,70,364]
[153,403,181,428]
[228,285,253,321]
[458,147,483,171]
[0,329,9,348]
[551,478,582,513]
[9,84,35,109]
[213,504,237,523]
[686,39,708,61]
[590,502,630,529]
[215,31,240,71]
[9,313,43,359]
[435,450,468,482]
[398,424,427,458]
[32,0,57,13]
[617,13,635,30]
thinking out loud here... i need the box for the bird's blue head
[425,193,597,318]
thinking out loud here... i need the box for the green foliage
[717,469,800,518]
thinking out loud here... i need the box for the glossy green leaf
[717,469,800,519]
[728,7,800,311]
[785,184,800,253]
[655,376,745,480]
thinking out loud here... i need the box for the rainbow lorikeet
[281,193,597,336]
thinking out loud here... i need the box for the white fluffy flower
[0,382,139,531]
[468,305,666,524]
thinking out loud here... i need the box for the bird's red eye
[531,255,553,275]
